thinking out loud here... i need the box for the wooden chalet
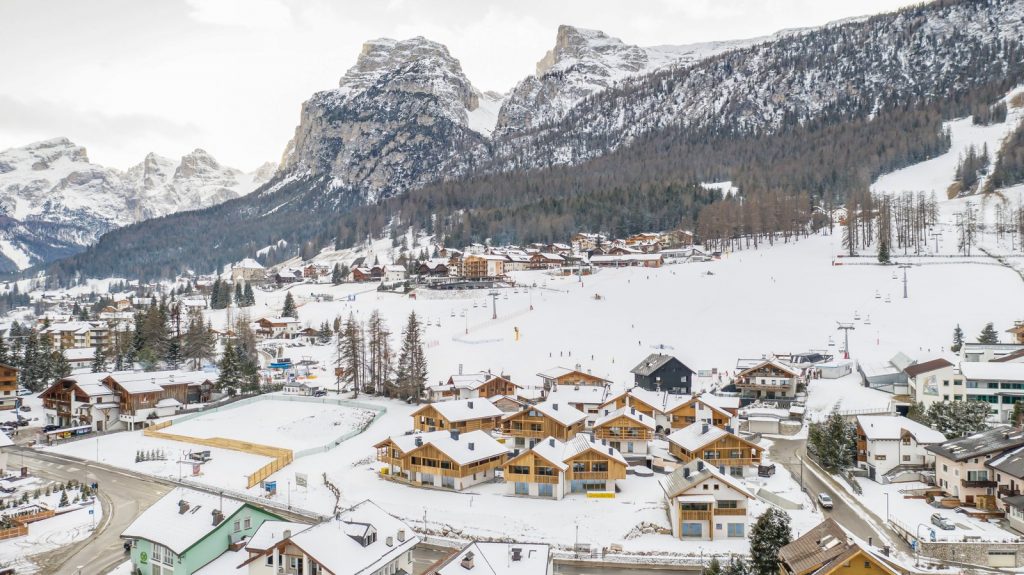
[598,388,664,420]
[667,422,762,474]
[592,406,655,455]
[503,434,628,498]
[664,394,735,431]
[536,366,611,390]
[427,371,520,401]
[734,358,801,399]
[662,459,755,541]
[375,429,509,490]
[501,401,587,448]
[778,518,907,575]
[1009,322,1024,345]
[411,398,504,433]
[490,395,527,413]
[0,363,17,411]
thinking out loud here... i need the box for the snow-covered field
[0,481,102,573]
[168,399,375,451]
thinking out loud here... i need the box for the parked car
[16,388,31,397]
[42,424,61,433]
[931,513,955,531]
[817,493,834,509]
[15,419,29,427]
[313,390,327,397]
[19,405,30,412]
[0,425,15,435]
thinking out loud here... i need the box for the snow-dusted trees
[951,324,964,353]
[336,313,365,396]
[925,401,990,438]
[281,292,298,319]
[808,406,854,471]
[365,310,394,396]
[978,322,1000,344]
[749,508,792,575]
[395,311,427,403]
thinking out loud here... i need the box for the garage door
[988,550,1016,568]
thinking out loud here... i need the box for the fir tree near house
[926,401,990,438]
[282,292,298,318]
[217,341,241,392]
[331,263,344,285]
[808,406,854,471]
[977,322,1000,344]
[749,508,792,575]
[951,324,964,352]
[395,311,427,403]
[90,345,108,373]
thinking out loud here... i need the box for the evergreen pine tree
[705,557,723,575]
[58,489,69,507]
[217,341,241,391]
[282,292,298,318]
[952,324,964,352]
[332,263,344,285]
[395,311,427,402]
[0,335,9,366]
[91,345,108,373]
[978,322,999,344]
[234,283,243,307]
[877,238,890,264]
[243,282,255,307]
[338,313,364,396]
[749,508,792,575]
[209,279,221,310]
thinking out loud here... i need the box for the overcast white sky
[0,0,920,170]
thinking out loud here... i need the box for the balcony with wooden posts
[594,427,653,441]
[713,507,747,516]
[504,470,560,484]
[962,478,998,488]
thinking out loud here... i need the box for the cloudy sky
[0,0,919,170]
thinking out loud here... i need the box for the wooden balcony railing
[504,472,560,484]
[570,471,611,481]
[962,478,997,488]
[714,508,747,516]
[680,510,712,521]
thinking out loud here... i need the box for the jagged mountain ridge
[44,0,1024,281]
[0,138,272,272]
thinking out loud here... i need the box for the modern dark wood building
[631,353,693,393]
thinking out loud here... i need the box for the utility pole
[837,322,855,360]
[899,263,912,299]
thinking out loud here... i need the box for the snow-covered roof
[590,253,662,262]
[433,542,551,575]
[0,432,13,448]
[666,422,735,452]
[446,372,518,390]
[509,400,587,427]
[62,347,96,360]
[234,258,264,269]
[419,398,503,423]
[287,500,418,575]
[662,458,755,499]
[855,415,945,444]
[60,373,115,397]
[593,406,655,430]
[737,358,800,378]
[245,520,310,551]
[387,430,509,465]
[156,397,182,408]
[260,317,301,325]
[121,488,249,554]
[545,385,609,406]
[108,370,210,393]
[960,361,1024,382]
[384,264,406,272]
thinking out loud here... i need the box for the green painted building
[122,488,283,575]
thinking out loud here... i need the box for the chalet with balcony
[42,321,110,351]
[667,422,762,476]
[0,363,17,411]
[986,445,1024,513]
[503,434,627,498]
[375,429,509,490]
[662,459,754,541]
[425,371,520,402]
[103,371,213,430]
[417,260,449,277]
[255,317,301,340]
[529,253,565,270]
[501,401,587,449]
[854,415,946,481]
[411,398,504,433]
[598,387,668,421]
[462,254,506,279]
[663,393,737,432]
[536,366,610,391]
[927,425,1024,510]
[545,385,610,427]
[40,374,120,431]
[734,358,801,400]
[592,406,655,455]
[631,353,694,394]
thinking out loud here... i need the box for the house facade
[631,353,694,393]
[592,407,655,455]
[734,359,801,400]
[905,358,959,411]
[39,374,120,431]
[662,459,754,541]
[927,426,1024,510]
[503,434,627,498]
[0,363,17,411]
[411,398,504,433]
[501,401,587,448]
[375,430,509,490]
[536,366,610,390]
[667,423,762,476]
[854,415,946,481]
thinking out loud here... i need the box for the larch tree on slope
[395,311,427,403]
[337,312,365,397]
[365,310,394,396]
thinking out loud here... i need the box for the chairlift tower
[898,263,912,299]
[488,290,500,320]
[837,322,855,360]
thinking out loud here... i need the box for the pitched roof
[506,401,587,427]
[545,385,609,405]
[121,488,251,554]
[667,422,740,452]
[855,415,946,444]
[903,358,953,378]
[416,398,503,423]
[593,406,655,430]
[926,425,1024,461]
[778,518,856,575]
[661,458,754,499]
[286,500,419,575]
[384,430,509,465]
[736,358,800,378]
[986,444,1024,478]
[245,520,310,552]
[993,348,1024,363]
[630,353,680,376]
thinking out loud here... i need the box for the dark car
[42,424,61,433]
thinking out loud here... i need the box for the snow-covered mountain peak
[536,25,649,77]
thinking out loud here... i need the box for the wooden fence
[144,422,293,489]
[0,508,57,541]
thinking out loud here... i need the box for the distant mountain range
[0,137,274,271]
[36,0,1024,282]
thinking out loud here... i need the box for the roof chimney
[386,536,394,547]
[511,548,523,562]
[414,436,423,447]
[283,529,292,539]
[450,430,460,441]
[468,442,475,451]
[211,509,224,526]
[696,461,704,471]
[459,364,463,375]
[552,403,559,411]
[178,500,190,514]
[461,551,475,569]
[683,467,691,478]
[467,400,473,409]
[548,438,555,448]
[397,529,405,542]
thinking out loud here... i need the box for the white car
[818,493,834,509]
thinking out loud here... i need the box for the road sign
[88,509,94,515]
[295,473,307,488]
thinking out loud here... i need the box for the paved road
[769,437,905,551]
[13,448,172,575]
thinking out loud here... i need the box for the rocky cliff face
[276,37,489,203]
[0,138,268,271]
